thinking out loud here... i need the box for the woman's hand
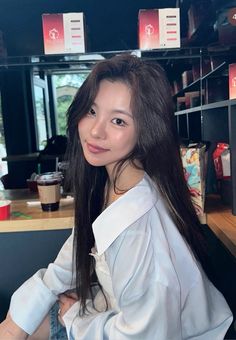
[0,313,28,339]
[58,291,79,326]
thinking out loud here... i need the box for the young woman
[0,54,232,339]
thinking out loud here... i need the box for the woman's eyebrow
[111,109,133,118]
[93,101,133,118]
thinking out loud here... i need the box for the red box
[229,63,236,99]
[138,8,180,50]
[42,13,86,54]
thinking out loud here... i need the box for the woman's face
[78,79,137,175]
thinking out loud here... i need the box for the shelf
[175,106,202,115]
[175,99,236,116]
[174,78,201,98]
[202,100,230,110]
[201,61,227,81]
[174,61,227,98]
[0,48,201,68]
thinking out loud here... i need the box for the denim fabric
[49,302,68,340]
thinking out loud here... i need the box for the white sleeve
[9,231,75,335]
[181,277,233,340]
[62,225,182,340]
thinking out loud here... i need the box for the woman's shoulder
[92,173,159,255]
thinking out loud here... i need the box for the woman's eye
[88,108,96,116]
[112,118,126,126]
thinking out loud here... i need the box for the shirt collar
[92,173,159,255]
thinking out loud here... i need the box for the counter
[0,189,74,232]
[1,189,235,257]
[206,195,236,258]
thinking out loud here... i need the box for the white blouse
[9,173,233,339]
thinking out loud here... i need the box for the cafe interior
[0,0,235,337]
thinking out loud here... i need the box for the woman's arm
[0,314,28,339]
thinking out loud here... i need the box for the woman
[0,54,232,339]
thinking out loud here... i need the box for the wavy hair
[65,54,209,315]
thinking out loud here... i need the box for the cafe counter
[0,189,74,232]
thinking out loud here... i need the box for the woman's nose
[90,119,106,139]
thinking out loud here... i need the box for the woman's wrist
[5,315,28,338]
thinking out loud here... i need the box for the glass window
[0,93,8,180]
[52,72,89,135]
[34,85,48,150]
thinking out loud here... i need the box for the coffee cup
[37,172,62,212]
[0,200,11,220]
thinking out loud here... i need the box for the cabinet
[174,46,236,216]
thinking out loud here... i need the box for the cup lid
[37,172,63,183]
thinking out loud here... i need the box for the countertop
[0,189,74,232]
[1,190,235,259]
[206,195,236,258]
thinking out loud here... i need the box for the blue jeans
[49,302,68,340]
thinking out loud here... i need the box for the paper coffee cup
[37,172,62,212]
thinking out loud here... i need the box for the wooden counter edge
[0,216,74,233]
[205,194,236,258]
[206,215,236,258]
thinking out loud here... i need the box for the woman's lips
[86,142,109,154]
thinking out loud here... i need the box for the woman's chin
[84,157,106,167]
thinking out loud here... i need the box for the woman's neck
[104,161,144,208]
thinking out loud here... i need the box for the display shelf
[174,99,236,116]
[0,47,203,70]
[175,106,201,115]
[201,61,227,80]
[174,49,236,217]
[174,61,227,98]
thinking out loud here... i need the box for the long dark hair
[65,54,209,315]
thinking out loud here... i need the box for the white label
[38,184,60,204]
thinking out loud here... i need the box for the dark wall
[0,0,176,56]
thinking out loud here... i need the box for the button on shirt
[10,173,233,339]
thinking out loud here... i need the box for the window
[0,93,8,179]
[33,76,50,150]
[52,72,89,135]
